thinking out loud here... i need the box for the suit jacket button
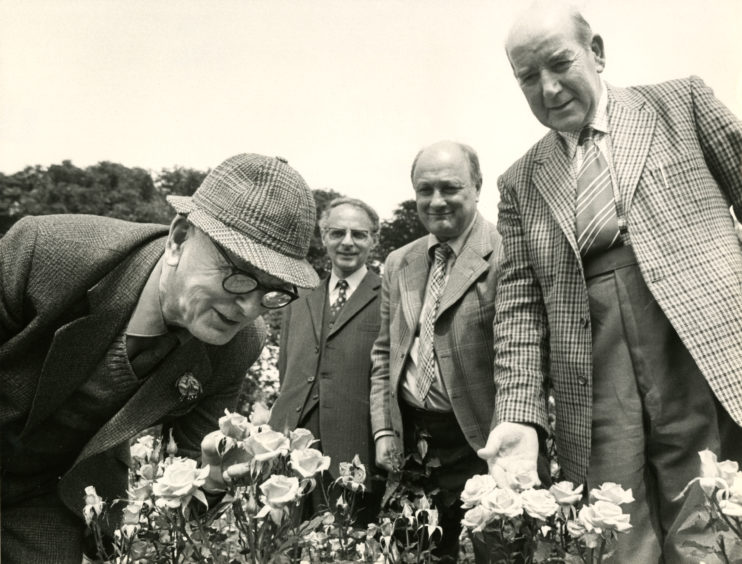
[307,376,315,383]
[312,394,319,400]
[577,376,587,386]
[295,406,302,412]
[314,346,320,353]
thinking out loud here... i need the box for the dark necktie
[329,279,349,323]
[575,127,620,258]
[417,243,452,402]
[126,333,179,379]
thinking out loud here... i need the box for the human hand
[201,430,229,492]
[375,436,401,473]
[477,422,539,480]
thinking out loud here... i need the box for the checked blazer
[0,214,265,560]
[370,213,503,453]
[494,76,742,483]
[269,270,381,475]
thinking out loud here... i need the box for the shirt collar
[426,213,478,259]
[558,79,610,159]
[329,264,367,294]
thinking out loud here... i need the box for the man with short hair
[269,197,382,522]
[479,4,742,560]
[371,140,502,562]
[0,153,319,562]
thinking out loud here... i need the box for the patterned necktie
[329,279,349,322]
[416,243,452,402]
[575,127,620,258]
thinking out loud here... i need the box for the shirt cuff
[374,429,395,442]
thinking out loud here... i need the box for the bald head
[505,2,605,132]
[411,141,481,241]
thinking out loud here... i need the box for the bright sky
[1,0,740,223]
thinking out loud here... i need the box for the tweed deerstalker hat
[167,153,320,288]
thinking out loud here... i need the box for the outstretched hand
[477,422,539,477]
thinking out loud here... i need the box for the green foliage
[0,160,172,232]
[374,200,427,262]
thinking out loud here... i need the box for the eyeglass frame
[210,239,299,309]
[321,226,375,243]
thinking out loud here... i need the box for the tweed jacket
[370,213,503,453]
[269,270,380,474]
[0,215,265,546]
[494,76,742,483]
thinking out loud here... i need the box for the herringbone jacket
[0,215,265,561]
[370,213,503,453]
[494,77,742,483]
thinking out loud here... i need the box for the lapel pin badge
[176,372,202,402]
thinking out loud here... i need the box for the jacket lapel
[399,241,429,334]
[607,84,656,211]
[305,279,328,345]
[438,214,491,317]
[74,342,211,464]
[327,270,380,337]
[21,240,164,437]
[532,131,580,256]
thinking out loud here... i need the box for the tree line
[0,160,427,274]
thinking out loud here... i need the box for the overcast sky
[1,0,740,222]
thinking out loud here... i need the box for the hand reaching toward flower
[477,422,539,481]
[375,436,401,473]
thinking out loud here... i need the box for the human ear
[165,215,190,267]
[591,34,606,72]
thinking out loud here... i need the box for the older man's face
[507,18,604,132]
[160,222,293,345]
[321,204,376,278]
[413,144,479,241]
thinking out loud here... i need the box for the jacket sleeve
[493,174,550,433]
[168,318,267,459]
[690,76,742,215]
[369,256,393,436]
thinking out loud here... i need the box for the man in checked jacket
[478,3,742,562]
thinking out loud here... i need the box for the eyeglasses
[211,240,298,309]
[322,227,373,243]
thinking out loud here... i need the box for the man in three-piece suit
[479,4,742,561]
[0,153,320,563]
[371,140,502,562]
[269,197,382,522]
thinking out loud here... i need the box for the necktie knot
[336,279,349,291]
[579,126,596,146]
[434,243,452,265]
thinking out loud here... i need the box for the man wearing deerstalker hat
[0,153,319,563]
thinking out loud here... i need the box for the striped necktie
[329,279,349,322]
[416,243,451,402]
[575,127,620,258]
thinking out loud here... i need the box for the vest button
[307,376,315,383]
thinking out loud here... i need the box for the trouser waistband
[583,245,637,279]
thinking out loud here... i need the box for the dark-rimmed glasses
[211,240,298,309]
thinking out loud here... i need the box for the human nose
[340,229,355,245]
[429,189,447,208]
[540,70,562,98]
